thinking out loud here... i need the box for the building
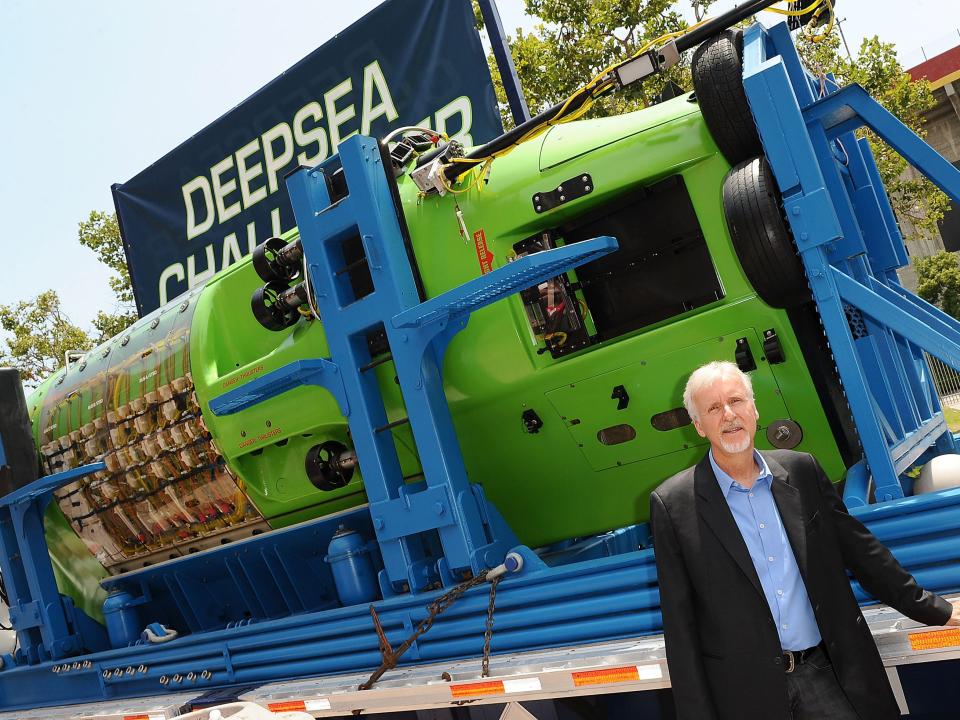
[897,41,960,289]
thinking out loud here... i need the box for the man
[650,361,959,720]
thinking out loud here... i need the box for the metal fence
[926,353,960,410]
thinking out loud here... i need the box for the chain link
[481,575,500,677]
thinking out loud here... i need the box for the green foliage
[798,33,949,242]
[489,0,713,129]
[78,211,134,306]
[77,210,137,343]
[1,210,138,383]
[915,251,960,320]
[0,291,93,384]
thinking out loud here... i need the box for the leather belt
[782,642,824,673]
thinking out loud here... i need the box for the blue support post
[476,0,530,126]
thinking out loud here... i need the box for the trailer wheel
[723,157,809,309]
[692,30,763,166]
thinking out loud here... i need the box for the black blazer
[650,449,951,720]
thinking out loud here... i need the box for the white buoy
[915,454,960,494]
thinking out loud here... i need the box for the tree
[78,211,137,341]
[798,32,949,243]
[0,291,93,384]
[488,0,713,129]
[915,251,960,320]
[0,211,138,384]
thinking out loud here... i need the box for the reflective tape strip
[908,628,960,651]
[450,680,505,698]
[503,677,542,693]
[571,664,661,687]
[267,700,307,712]
[305,699,332,711]
[121,715,164,720]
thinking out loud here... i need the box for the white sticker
[637,664,663,680]
[503,677,542,693]
[305,698,333,710]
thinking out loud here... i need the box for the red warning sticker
[473,229,494,275]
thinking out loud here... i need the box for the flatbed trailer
[4,5,960,719]
[4,593,959,719]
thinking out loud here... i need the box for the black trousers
[785,646,860,720]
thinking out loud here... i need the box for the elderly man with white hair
[650,360,959,720]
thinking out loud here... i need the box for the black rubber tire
[692,30,763,166]
[723,157,810,309]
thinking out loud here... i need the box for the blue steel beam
[476,0,530,126]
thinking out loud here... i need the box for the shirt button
[782,623,789,630]
[749,492,754,497]
[759,523,766,529]
[768,556,775,562]
[777,589,784,596]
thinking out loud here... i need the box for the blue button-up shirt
[710,450,821,651]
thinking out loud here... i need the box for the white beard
[719,433,752,454]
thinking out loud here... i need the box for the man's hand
[946,601,960,626]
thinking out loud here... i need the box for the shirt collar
[709,448,773,497]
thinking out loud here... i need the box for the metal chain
[481,575,501,677]
[359,573,489,691]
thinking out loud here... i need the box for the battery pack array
[35,316,261,572]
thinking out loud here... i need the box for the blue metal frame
[0,462,109,664]
[741,22,960,506]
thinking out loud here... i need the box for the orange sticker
[909,628,960,651]
[571,665,641,687]
[450,680,505,698]
[473,229,494,275]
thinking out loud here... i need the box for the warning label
[473,229,494,275]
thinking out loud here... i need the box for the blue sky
[1,0,957,331]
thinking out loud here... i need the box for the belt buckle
[784,650,796,673]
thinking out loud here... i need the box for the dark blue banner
[113,0,502,315]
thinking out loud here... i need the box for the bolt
[72,661,81,670]
[126,666,135,676]
[776,426,791,441]
[138,665,147,674]
[201,670,212,680]
[558,185,564,192]
[434,502,445,515]
[103,670,112,679]
[187,671,197,682]
[374,517,384,530]
[53,665,61,674]
[584,186,591,192]
[800,232,809,241]
[536,205,542,212]
[83,660,93,669]
[159,675,169,686]
[114,668,123,677]
[173,673,183,684]
[582,176,589,182]
[792,207,800,215]
[560,195,566,201]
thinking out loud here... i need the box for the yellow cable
[765,0,824,16]
[441,0,830,194]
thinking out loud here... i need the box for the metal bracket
[532,174,593,214]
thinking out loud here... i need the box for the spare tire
[692,30,763,166]
[723,156,809,309]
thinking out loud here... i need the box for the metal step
[8,594,957,719]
